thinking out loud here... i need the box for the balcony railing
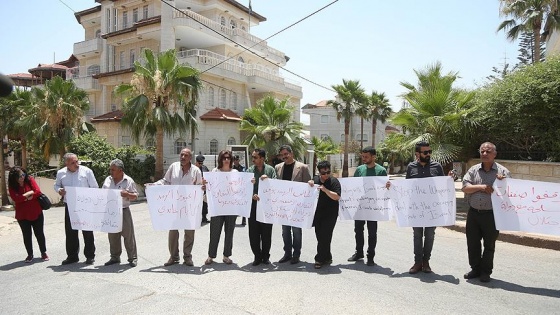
[66,66,100,91]
[73,38,103,57]
[172,9,285,62]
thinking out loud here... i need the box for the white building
[71,0,302,167]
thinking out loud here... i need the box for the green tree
[368,91,393,147]
[392,62,477,165]
[115,48,201,179]
[0,95,17,205]
[498,0,560,64]
[310,136,339,174]
[328,79,365,177]
[240,95,306,163]
[517,31,546,65]
[354,91,369,151]
[376,133,412,175]
[7,89,34,169]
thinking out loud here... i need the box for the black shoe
[278,255,292,263]
[61,258,79,265]
[480,273,491,282]
[129,260,137,267]
[290,257,300,264]
[464,270,480,279]
[366,258,375,266]
[347,253,364,262]
[85,258,95,265]
[241,218,246,226]
[252,259,261,266]
[104,259,120,266]
[262,259,271,265]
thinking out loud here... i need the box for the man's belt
[469,207,493,213]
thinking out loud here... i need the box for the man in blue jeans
[274,145,311,264]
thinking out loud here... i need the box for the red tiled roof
[302,100,329,109]
[91,110,124,123]
[29,63,69,73]
[385,125,400,133]
[8,73,34,79]
[199,108,241,122]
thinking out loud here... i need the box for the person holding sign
[462,142,510,283]
[405,141,445,274]
[148,147,202,267]
[348,146,387,266]
[102,159,139,267]
[195,154,210,224]
[204,150,239,265]
[54,153,99,265]
[308,161,341,269]
[247,148,277,266]
[275,145,311,264]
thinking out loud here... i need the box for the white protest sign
[204,172,253,217]
[66,187,123,233]
[256,179,319,228]
[145,185,203,230]
[338,177,391,221]
[492,178,560,235]
[389,177,456,227]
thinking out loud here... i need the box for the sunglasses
[223,156,231,160]
[319,171,331,175]
[19,173,26,178]
[420,150,432,155]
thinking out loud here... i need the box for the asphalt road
[1,203,559,314]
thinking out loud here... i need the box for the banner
[204,172,253,217]
[492,178,560,235]
[66,187,123,232]
[145,185,203,230]
[256,179,319,228]
[389,177,456,227]
[338,177,391,221]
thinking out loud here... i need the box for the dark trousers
[64,205,95,260]
[208,215,236,258]
[314,213,337,263]
[413,227,436,263]
[466,209,499,275]
[17,212,47,257]
[202,201,208,220]
[248,200,273,261]
[354,220,377,259]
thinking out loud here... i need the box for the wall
[466,159,560,183]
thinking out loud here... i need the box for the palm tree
[310,136,340,174]
[0,95,16,205]
[23,76,90,159]
[498,0,560,63]
[377,133,412,174]
[368,91,393,147]
[115,48,201,179]
[7,89,34,169]
[240,95,306,164]
[328,79,365,177]
[392,62,477,166]
[354,92,369,152]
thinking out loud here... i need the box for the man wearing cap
[195,154,210,224]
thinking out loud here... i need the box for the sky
[0,0,519,124]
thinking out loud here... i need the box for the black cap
[196,154,205,162]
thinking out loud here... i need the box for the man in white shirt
[148,147,202,267]
[54,153,99,265]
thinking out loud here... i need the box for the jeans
[282,225,302,258]
[354,220,377,259]
[413,227,436,263]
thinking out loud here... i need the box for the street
[1,202,559,314]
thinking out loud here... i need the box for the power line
[56,0,75,12]
[161,0,337,93]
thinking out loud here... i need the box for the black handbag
[37,193,52,210]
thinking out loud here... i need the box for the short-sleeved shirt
[462,162,511,210]
[102,173,138,208]
[313,175,341,220]
[154,162,202,185]
[247,164,277,195]
[405,160,444,179]
[354,163,387,177]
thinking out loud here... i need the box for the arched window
[87,64,100,76]
[230,19,237,29]
[231,91,237,110]
[210,139,218,155]
[220,16,226,29]
[228,137,236,145]
[175,139,187,154]
[219,89,226,108]
[208,87,214,107]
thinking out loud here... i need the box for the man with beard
[405,141,444,274]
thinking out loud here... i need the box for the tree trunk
[534,26,541,63]
[360,117,364,151]
[21,139,27,169]
[342,119,349,178]
[389,155,395,175]
[371,119,378,147]
[190,124,196,159]
[155,126,164,180]
[0,131,9,206]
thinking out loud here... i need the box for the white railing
[73,77,100,91]
[73,38,103,56]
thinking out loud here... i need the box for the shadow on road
[391,271,460,285]
[139,265,205,275]
[338,262,394,276]
[0,260,37,271]
[47,264,131,273]
[467,278,560,298]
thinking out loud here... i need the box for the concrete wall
[466,159,560,183]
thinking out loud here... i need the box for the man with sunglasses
[405,141,444,274]
[348,146,387,266]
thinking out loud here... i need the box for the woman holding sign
[204,150,238,265]
[8,167,49,263]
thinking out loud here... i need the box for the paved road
[1,203,559,314]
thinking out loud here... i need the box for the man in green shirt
[348,146,387,266]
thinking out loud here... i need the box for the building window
[106,9,111,32]
[228,137,236,145]
[210,139,218,155]
[320,115,329,124]
[320,134,329,140]
[175,139,187,154]
[130,49,135,67]
[231,91,237,110]
[119,51,125,69]
[143,5,149,19]
[113,8,117,31]
[208,87,214,107]
[132,8,138,23]
[122,11,128,28]
[86,65,100,76]
[340,134,345,143]
[237,56,244,63]
[220,16,226,29]
[230,19,237,29]
[356,134,368,142]
[219,89,226,108]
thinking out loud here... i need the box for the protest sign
[338,177,391,221]
[66,187,123,232]
[145,185,203,230]
[204,172,253,217]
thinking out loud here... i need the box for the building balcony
[66,66,101,91]
[172,9,286,65]
[73,38,103,58]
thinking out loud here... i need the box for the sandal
[204,257,213,265]
[314,262,322,269]
[223,256,233,264]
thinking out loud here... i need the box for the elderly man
[54,153,99,265]
[275,144,311,264]
[148,147,202,267]
[462,142,510,283]
[102,159,139,267]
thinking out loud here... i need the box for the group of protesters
[8,141,509,282]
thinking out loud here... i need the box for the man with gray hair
[102,159,139,267]
[54,153,99,265]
